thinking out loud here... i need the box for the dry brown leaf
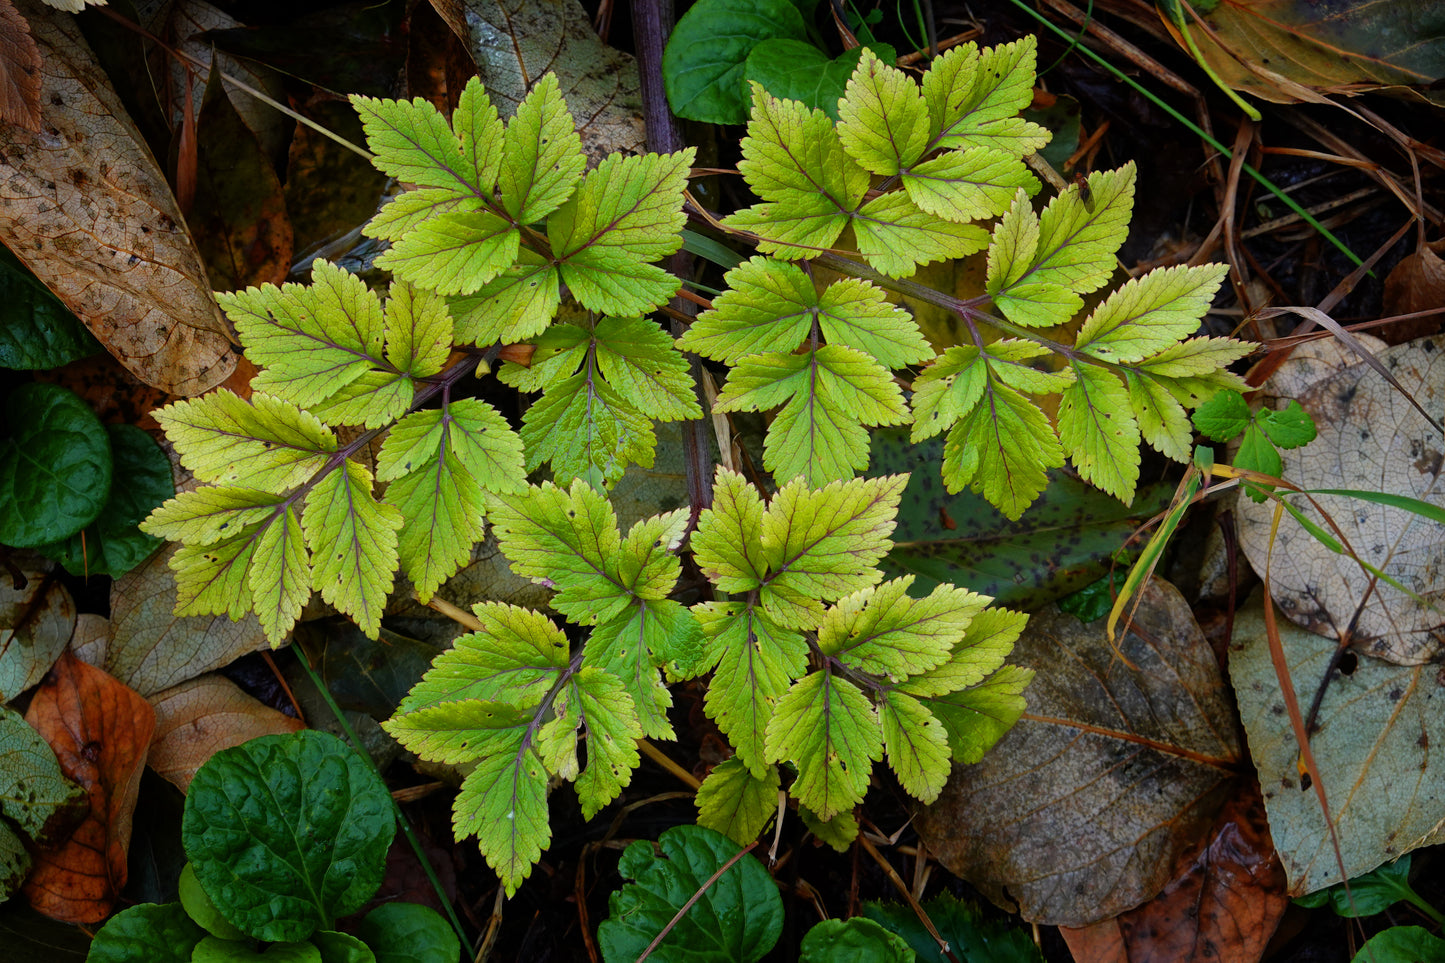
[107,545,269,696]
[1382,239,1445,342]
[68,612,109,668]
[0,0,40,131]
[1237,333,1445,665]
[428,0,646,164]
[21,651,154,924]
[147,674,302,792]
[1059,783,1288,962]
[0,567,75,702]
[0,0,236,396]
[915,579,1240,926]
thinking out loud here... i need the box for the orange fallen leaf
[1060,783,1288,962]
[147,674,303,792]
[0,1,236,396]
[22,650,155,923]
[0,0,40,131]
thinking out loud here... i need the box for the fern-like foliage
[685,468,1031,847]
[683,36,1250,515]
[382,480,701,894]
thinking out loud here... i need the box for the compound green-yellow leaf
[586,602,684,740]
[916,663,1032,764]
[1031,164,1135,295]
[693,601,806,775]
[387,451,486,603]
[454,77,507,201]
[573,668,642,819]
[923,36,1041,153]
[385,698,531,765]
[451,253,562,347]
[448,398,527,492]
[677,257,814,364]
[695,757,780,846]
[837,47,930,175]
[735,83,869,213]
[384,281,452,377]
[398,602,568,713]
[1075,264,1229,363]
[365,188,463,241]
[304,460,402,638]
[171,527,260,620]
[499,75,585,222]
[878,690,950,803]
[454,729,549,897]
[248,506,309,644]
[817,278,931,367]
[143,487,286,545]
[549,149,695,315]
[691,468,768,593]
[594,316,702,421]
[899,606,1028,697]
[900,148,1038,223]
[759,474,903,628]
[221,260,384,408]
[375,211,520,296]
[910,346,985,442]
[1058,363,1140,503]
[308,370,413,429]
[942,381,1062,519]
[983,339,1075,395]
[351,94,468,193]
[1127,370,1193,463]
[522,371,655,486]
[853,191,989,278]
[765,669,880,820]
[817,577,987,680]
[157,391,335,492]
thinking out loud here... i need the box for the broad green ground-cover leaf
[182,731,394,942]
[598,825,783,963]
[86,903,206,963]
[0,383,111,548]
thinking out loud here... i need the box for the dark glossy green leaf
[355,903,460,963]
[179,862,247,940]
[0,383,111,547]
[868,428,1170,608]
[193,937,321,962]
[862,894,1044,963]
[86,903,205,963]
[1350,926,1445,963]
[0,246,98,370]
[662,0,808,124]
[799,918,915,962]
[38,424,171,577]
[312,930,378,963]
[598,825,782,963]
[1294,854,1419,917]
[743,41,866,121]
[1056,573,1119,624]
[182,730,395,943]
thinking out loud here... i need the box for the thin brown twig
[856,832,962,963]
[634,842,761,963]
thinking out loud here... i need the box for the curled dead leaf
[22,651,154,924]
[147,674,303,792]
[0,1,236,396]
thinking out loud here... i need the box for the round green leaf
[355,904,459,963]
[598,825,782,963]
[1350,926,1445,963]
[38,423,173,577]
[0,383,111,547]
[192,936,322,963]
[311,931,378,963]
[743,42,892,122]
[799,917,916,962]
[661,0,808,124]
[182,730,396,943]
[179,863,247,941]
[0,246,98,371]
[85,903,205,963]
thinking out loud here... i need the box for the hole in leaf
[1338,652,1358,676]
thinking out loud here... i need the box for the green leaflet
[684,469,1029,820]
[501,315,702,485]
[683,257,926,486]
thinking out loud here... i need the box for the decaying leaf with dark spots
[916,579,1240,926]
[0,1,236,396]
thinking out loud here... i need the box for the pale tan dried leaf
[0,1,235,396]
[147,674,303,792]
[68,613,110,668]
[428,0,646,163]
[1238,333,1445,664]
[916,579,1240,926]
[107,545,268,696]
[0,568,75,702]
[0,0,40,131]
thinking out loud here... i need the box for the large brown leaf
[1059,783,1288,961]
[147,674,302,792]
[21,651,154,923]
[0,1,235,396]
[0,0,40,131]
[0,567,75,702]
[107,545,268,696]
[1161,0,1445,105]
[915,579,1241,926]
[1237,334,1445,665]
[428,0,646,162]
